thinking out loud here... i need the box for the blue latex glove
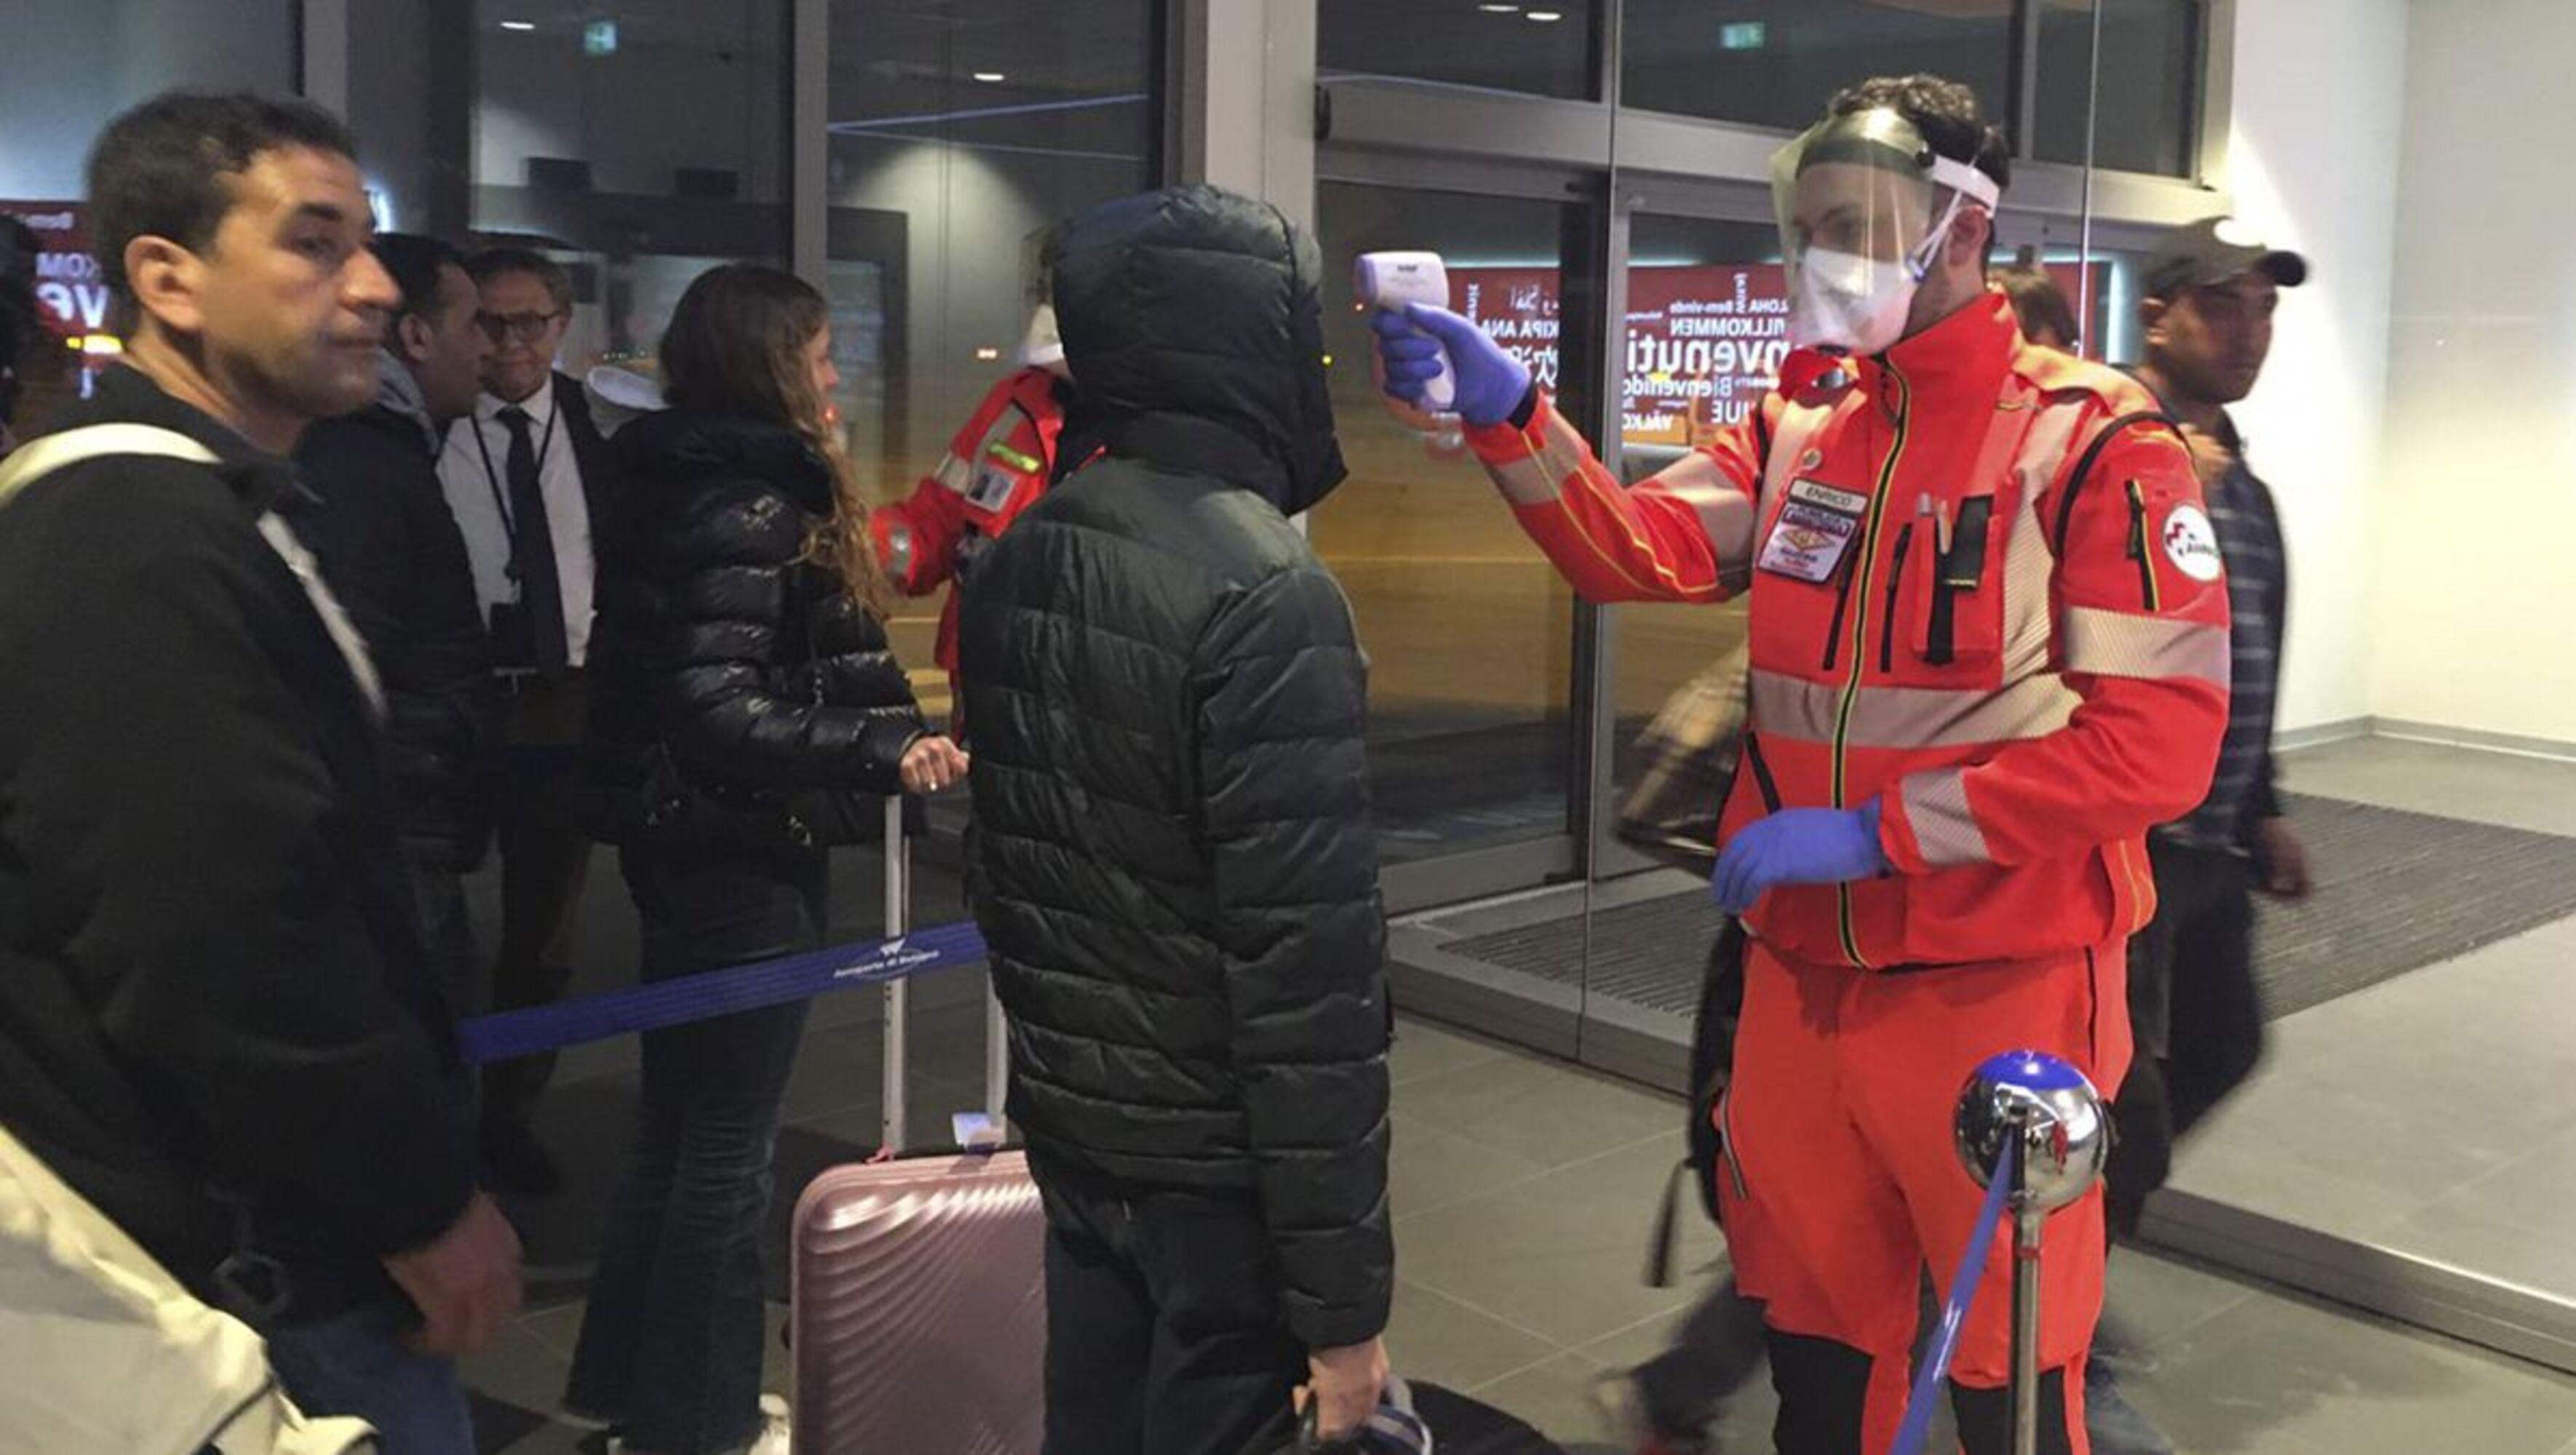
[1367,303,1533,428]
[1711,801,1888,916]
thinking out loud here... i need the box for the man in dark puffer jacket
[959,184,1394,1454]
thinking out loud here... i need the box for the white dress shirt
[437,375,597,669]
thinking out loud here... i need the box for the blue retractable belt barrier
[456,918,990,1065]
[1888,1139,2018,1455]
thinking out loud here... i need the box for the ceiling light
[499,19,536,31]
[971,71,1007,84]
[1478,3,1522,12]
[1526,9,1565,21]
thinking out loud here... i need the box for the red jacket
[870,367,1067,682]
[1468,293,2230,968]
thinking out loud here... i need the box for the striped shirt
[2160,412,2286,853]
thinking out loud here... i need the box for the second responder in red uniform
[1373,76,2229,1455]
[870,226,1073,708]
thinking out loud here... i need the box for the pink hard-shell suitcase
[789,800,1046,1455]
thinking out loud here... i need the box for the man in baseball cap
[2093,218,2310,1452]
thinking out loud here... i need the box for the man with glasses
[438,247,619,1197]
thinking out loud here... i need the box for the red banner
[1,202,106,341]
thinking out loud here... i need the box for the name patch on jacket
[1757,479,1868,583]
[968,463,1021,511]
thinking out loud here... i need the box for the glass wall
[1319,0,1601,100]
[0,0,300,432]
[1607,214,1771,811]
[1315,182,1594,864]
[2034,0,2205,178]
[825,0,1160,710]
[469,1,794,378]
[1621,0,2013,130]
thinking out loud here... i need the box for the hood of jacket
[370,347,440,455]
[1052,184,1348,516]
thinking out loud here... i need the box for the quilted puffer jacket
[958,184,1392,1350]
[585,408,926,847]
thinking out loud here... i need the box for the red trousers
[1715,939,2132,1455]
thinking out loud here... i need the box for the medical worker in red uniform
[1372,76,2230,1455]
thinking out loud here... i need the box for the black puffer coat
[959,185,1391,1350]
[586,409,926,846]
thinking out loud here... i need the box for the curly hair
[661,263,892,615]
[1828,73,2011,194]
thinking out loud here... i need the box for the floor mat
[1439,793,2576,1024]
[2252,791,2576,1016]
[1447,890,1722,1016]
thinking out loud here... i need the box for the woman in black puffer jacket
[565,263,966,1455]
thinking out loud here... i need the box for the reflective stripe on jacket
[870,366,1067,679]
[1466,292,2230,968]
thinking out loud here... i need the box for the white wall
[2367,0,2576,742]
[2217,0,2409,735]
[0,0,295,201]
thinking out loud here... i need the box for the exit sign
[583,20,619,56]
[1720,20,1767,51]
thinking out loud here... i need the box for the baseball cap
[2142,216,2309,300]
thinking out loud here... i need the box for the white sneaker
[603,1396,790,1455]
[747,1393,792,1455]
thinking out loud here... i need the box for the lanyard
[469,399,561,540]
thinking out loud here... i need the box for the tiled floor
[463,1008,2576,1455]
[2166,738,2576,1301]
[455,736,2576,1453]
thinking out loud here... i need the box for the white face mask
[1789,245,1920,355]
[1786,189,1973,356]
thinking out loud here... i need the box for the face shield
[1771,108,2000,355]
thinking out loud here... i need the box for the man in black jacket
[0,92,519,1451]
[959,183,1394,1454]
[296,232,501,1018]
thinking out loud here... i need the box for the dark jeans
[264,1301,475,1454]
[481,675,594,1136]
[2106,839,2266,1237]
[562,842,825,1455]
[1035,1161,1308,1455]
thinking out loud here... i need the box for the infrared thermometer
[1355,250,1456,413]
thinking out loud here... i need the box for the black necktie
[498,406,571,671]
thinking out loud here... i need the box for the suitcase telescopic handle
[878,792,1013,1156]
[880,794,909,1151]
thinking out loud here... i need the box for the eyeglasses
[476,310,567,345]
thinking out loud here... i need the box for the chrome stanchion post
[2011,1144,2046,1455]
[1955,1051,2111,1455]
[880,793,909,1152]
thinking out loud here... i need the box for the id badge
[967,463,1019,512]
[1756,479,1868,583]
